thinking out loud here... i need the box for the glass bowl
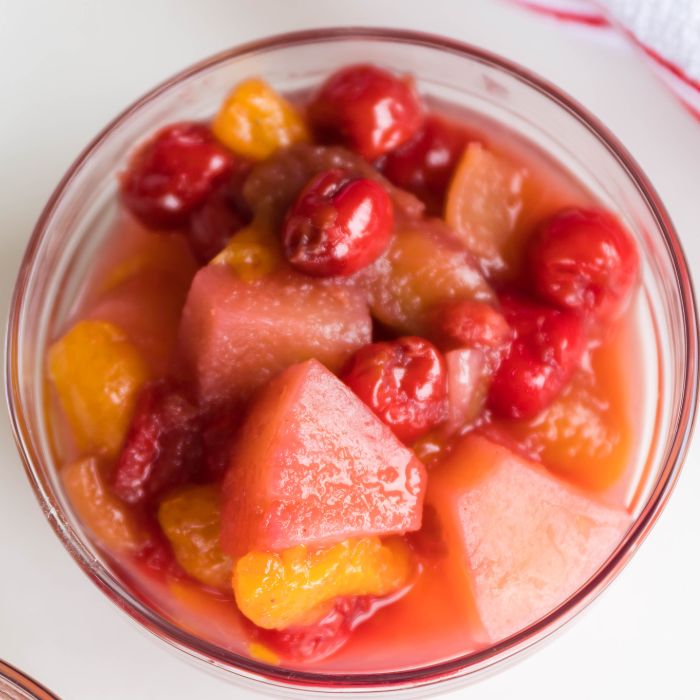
[6,27,698,696]
[0,661,57,700]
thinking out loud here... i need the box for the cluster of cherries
[118,64,639,487]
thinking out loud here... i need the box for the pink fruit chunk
[444,348,488,434]
[428,434,630,642]
[221,359,426,557]
[178,265,372,405]
[87,270,191,375]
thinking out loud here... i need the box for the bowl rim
[0,660,58,700]
[5,26,699,692]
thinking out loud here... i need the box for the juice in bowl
[6,29,697,694]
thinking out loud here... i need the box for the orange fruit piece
[211,221,281,280]
[158,484,232,591]
[504,371,631,492]
[48,320,150,456]
[62,457,149,553]
[445,142,526,275]
[213,78,309,160]
[233,537,412,630]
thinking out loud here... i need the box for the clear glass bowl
[5,28,698,695]
[0,661,57,700]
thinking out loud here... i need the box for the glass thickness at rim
[5,27,699,694]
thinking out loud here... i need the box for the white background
[1,1,699,698]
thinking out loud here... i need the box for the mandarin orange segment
[211,222,281,280]
[48,320,150,456]
[233,537,413,630]
[158,485,232,591]
[213,78,309,160]
[445,143,526,275]
[62,457,149,553]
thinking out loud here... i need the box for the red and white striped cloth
[514,0,700,118]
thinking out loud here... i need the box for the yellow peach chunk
[213,78,309,160]
[158,485,232,591]
[211,222,281,280]
[445,143,526,275]
[48,320,150,456]
[233,537,412,630]
[506,374,631,492]
[62,457,149,553]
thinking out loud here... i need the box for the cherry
[200,404,243,482]
[133,528,186,581]
[431,299,512,368]
[341,336,448,443]
[282,168,393,277]
[378,114,469,213]
[112,381,203,504]
[488,293,584,420]
[120,122,234,230]
[527,208,639,321]
[188,183,247,263]
[255,596,373,662]
[309,64,423,160]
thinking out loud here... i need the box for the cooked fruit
[62,457,149,553]
[234,537,412,629]
[242,142,424,228]
[178,264,371,405]
[158,484,231,591]
[488,293,584,419]
[86,268,192,374]
[282,169,393,277]
[254,596,376,662]
[502,368,631,492]
[379,114,469,213]
[112,381,202,504]
[444,348,489,434]
[187,181,248,263]
[309,64,422,160]
[527,208,639,321]
[120,122,233,229]
[445,143,526,274]
[362,219,495,335]
[430,299,512,368]
[48,320,150,456]
[212,78,308,160]
[341,336,448,443]
[427,434,630,641]
[221,360,426,557]
[211,222,282,281]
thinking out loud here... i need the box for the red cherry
[200,404,243,482]
[528,208,639,321]
[309,64,423,160]
[488,293,585,419]
[378,114,469,213]
[254,597,373,662]
[133,528,186,581]
[341,336,448,443]
[188,183,247,263]
[112,381,203,504]
[432,299,512,369]
[282,168,393,277]
[120,122,234,230]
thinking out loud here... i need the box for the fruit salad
[47,64,643,672]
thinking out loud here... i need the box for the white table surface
[1,1,699,698]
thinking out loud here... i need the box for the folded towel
[514,0,700,118]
